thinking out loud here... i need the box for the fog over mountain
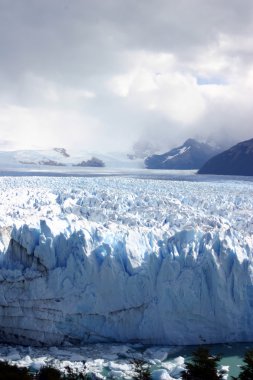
[0,0,253,152]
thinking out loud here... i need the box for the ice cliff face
[0,176,252,346]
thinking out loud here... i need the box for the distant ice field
[0,174,252,233]
[0,173,252,346]
[0,167,253,183]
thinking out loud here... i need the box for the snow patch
[163,146,190,162]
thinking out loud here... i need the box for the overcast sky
[0,0,253,153]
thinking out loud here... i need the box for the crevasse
[0,176,252,346]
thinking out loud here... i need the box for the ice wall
[0,176,252,346]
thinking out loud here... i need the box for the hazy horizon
[0,0,253,153]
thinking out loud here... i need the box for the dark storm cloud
[0,0,252,151]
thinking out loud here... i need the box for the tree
[36,363,88,380]
[63,364,87,380]
[233,349,253,380]
[131,359,151,380]
[0,361,33,380]
[37,366,62,380]
[182,346,224,380]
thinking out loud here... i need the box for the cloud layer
[0,0,253,152]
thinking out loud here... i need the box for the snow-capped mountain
[145,139,221,170]
[0,148,144,170]
[198,138,253,176]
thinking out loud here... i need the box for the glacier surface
[0,176,252,346]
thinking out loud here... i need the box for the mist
[0,0,253,153]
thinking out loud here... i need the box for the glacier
[0,175,252,346]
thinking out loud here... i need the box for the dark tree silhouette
[0,361,32,380]
[182,347,224,380]
[63,364,87,380]
[37,366,62,380]
[233,349,253,380]
[131,359,151,380]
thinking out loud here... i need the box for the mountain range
[0,148,143,170]
[198,138,253,176]
[0,138,252,175]
[145,139,222,169]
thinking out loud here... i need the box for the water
[0,342,251,379]
[167,342,252,379]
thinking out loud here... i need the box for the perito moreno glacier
[0,175,252,346]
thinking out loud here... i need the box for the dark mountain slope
[198,138,253,176]
[145,139,220,170]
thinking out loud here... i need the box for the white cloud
[0,0,253,152]
[109,51,206,124]
[0,105,103,150]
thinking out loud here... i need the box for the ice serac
[0,177,252,346]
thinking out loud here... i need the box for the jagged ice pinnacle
[0,176,252,346]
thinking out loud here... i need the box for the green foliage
[0,361,33,380]
[131,359,151,380]
[232,349,253,380]
[181,347,224,380]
